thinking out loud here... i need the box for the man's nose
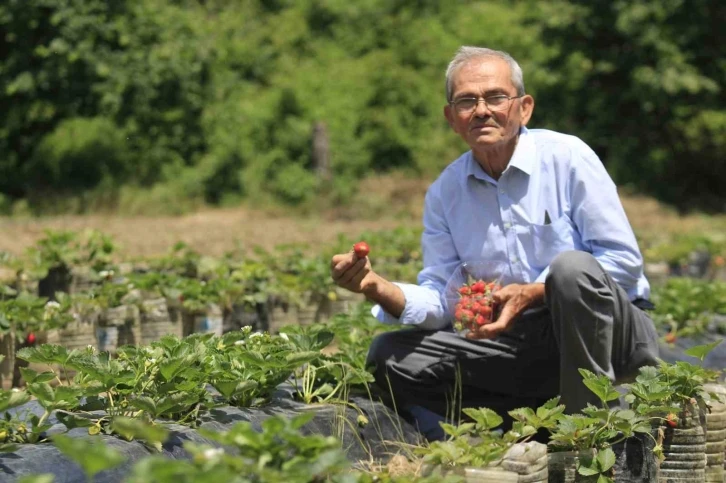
[473,99,491,116]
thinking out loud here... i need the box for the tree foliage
[0,0,723,213]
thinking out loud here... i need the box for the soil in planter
[38,265,72,301]
[222,302,267,334]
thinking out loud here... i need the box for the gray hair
[445,46,525,101]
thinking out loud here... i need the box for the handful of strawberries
[452,278,501,333]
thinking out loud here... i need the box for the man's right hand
[330,248,407,319]
[330,250,376,294]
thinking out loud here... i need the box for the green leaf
[18,475,55,483]
[0,389,31,411]
[52,434,125,479]
[462,407,503,430]
[158,356,186,381]
[28,382,55,406]
[579,369,621,404]
[597,474,614,483]
[285,351,319,365]
[684,339,723,361]
[129,396,157,415]
[597,447,616,472]
[111,417,169,446]
[16,345,72,366]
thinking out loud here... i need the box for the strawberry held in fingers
[353,241,370,258]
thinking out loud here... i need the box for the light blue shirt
[372,127,650,330]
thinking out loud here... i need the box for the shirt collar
[465,126,536,182]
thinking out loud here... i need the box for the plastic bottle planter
[704,384,726,483]
[0,332,15,390]
[268,300,296,334]
[660,402,708,483]
[317,288,365,321]
[140,298,182,346]
[113,305,141,347]
[296,297,319,327]
[424,466,520,482]
[423,442,548,483]
[548,450,594,483]
[49,315,98,351]
[222,303,265,334]
[192,304,223,337]
[501,442,548,483]
[94,326,118,353]
[100,305,140,352]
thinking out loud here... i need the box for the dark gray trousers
[366,251,659,418]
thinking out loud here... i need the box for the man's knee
[365,330,407,379]
[546,250,602,297]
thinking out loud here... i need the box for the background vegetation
[1,0,724,215]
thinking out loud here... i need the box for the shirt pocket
[527,214,578,269]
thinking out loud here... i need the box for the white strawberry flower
[234,340,246,346]
[202,448,223,460]
[279,333,289,341]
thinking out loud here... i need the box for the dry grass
[0,176,723,260]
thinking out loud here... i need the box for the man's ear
[519,95,535,126]
[444,104,456,130]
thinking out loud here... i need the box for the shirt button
[511,256,519,263]
[499,189,505,195]
[503,222,511,229]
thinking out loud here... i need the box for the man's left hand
[466,283,545,340]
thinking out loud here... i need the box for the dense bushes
[1,0,724,214]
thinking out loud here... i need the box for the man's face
[444,57,534,151]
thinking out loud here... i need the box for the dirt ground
[0,176,723,260]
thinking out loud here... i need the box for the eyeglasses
[450,95,523,114]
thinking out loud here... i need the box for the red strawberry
[458,286,471,296]
[26,332,36,345]
[475,314,486,326]
[353,241,370,258]
[665,413,677,428]
[664,332,677,344]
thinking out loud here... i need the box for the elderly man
[330,46,659,440]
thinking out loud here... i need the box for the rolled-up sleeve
[371,183,461,330]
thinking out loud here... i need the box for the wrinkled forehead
[450,57,515,96]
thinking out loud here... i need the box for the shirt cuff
[534,266,550,284]
[370,282,443,328]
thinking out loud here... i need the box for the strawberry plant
[548,369,657,483]
[624,340,722,422]
[327,303,398,375]
[192,412,350,481]
[0,291,75,342]
[418,399,563,468]
[651,278,726,337]
[204,329,308,407]
[279,324,370,404]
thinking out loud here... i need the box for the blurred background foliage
[1,0,724,215]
